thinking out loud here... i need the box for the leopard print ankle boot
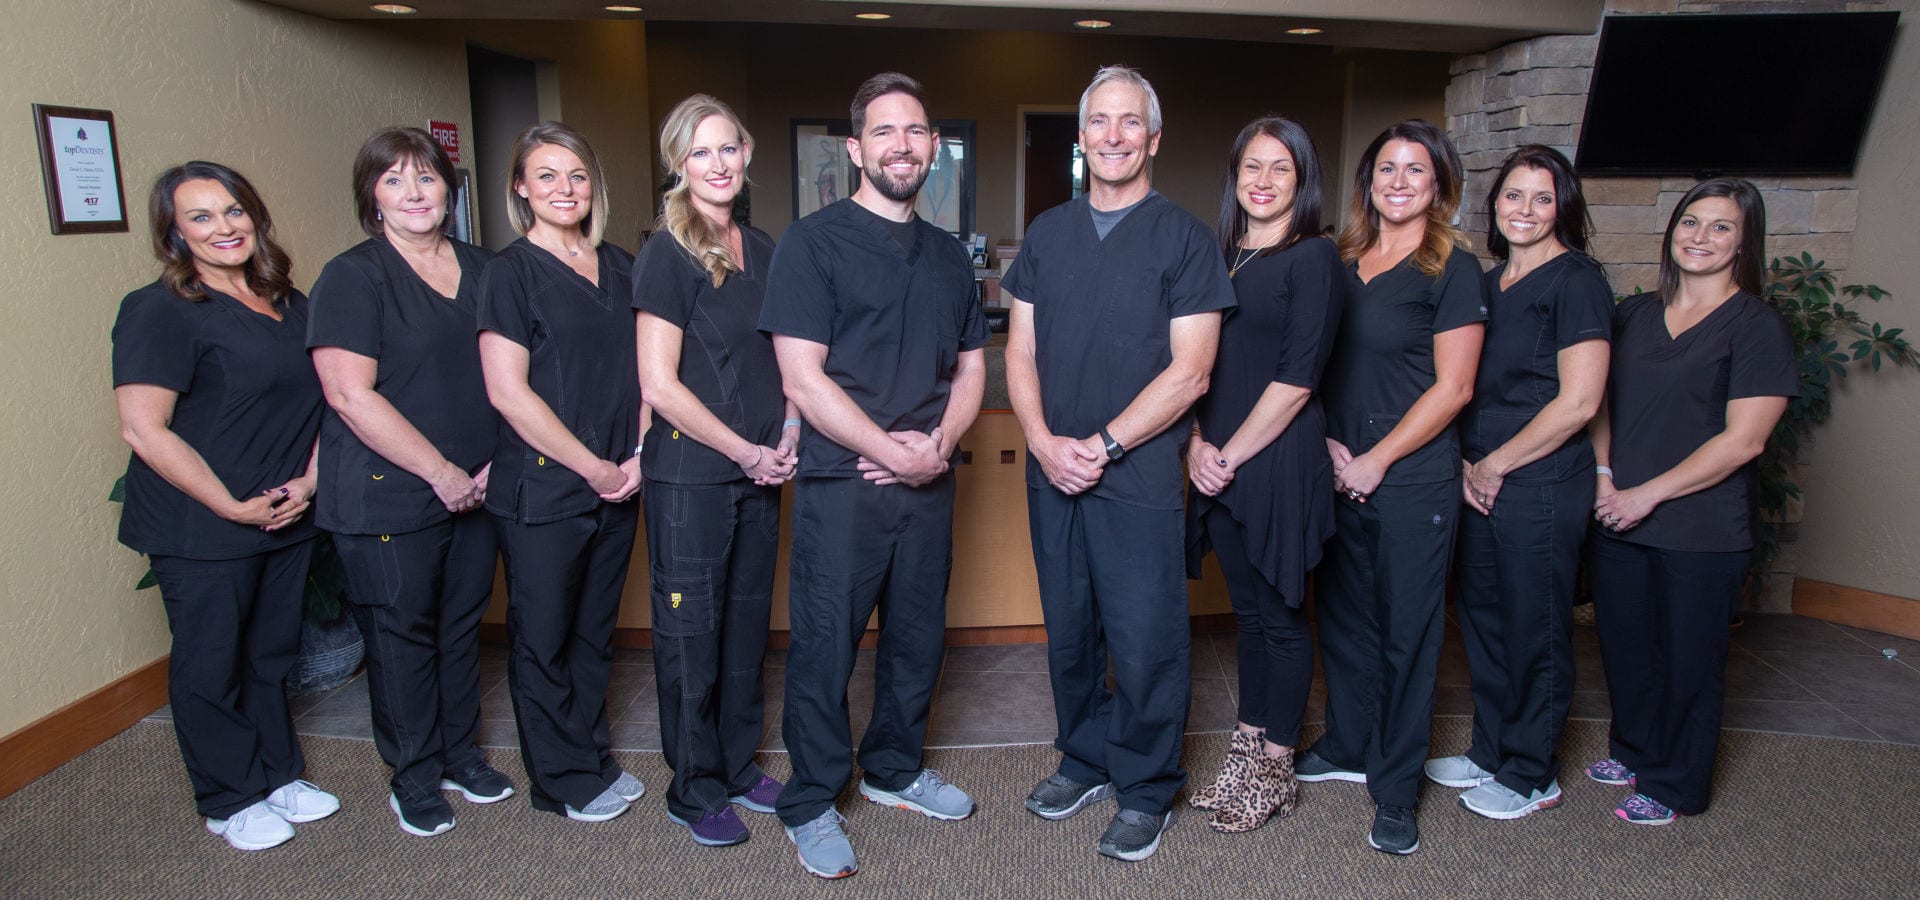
[1208,745,1298,833]
[1190,727,1264,811]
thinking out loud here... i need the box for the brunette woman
[308,127,512,837]
[1184,116,1345,834]
[1301,120,1484,855]
[1587,179,1794,825]
[113,161,338,850]
[476,122,643,822]
[634,95,796,847]
[1423,145,1611,820]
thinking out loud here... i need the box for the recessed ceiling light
[1074,19,1112,29]
[605,4,642,11]
[369,3,416,13]
[855,12,891,20]
[1287,27,1323,35]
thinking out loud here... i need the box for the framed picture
[32,104,129,235]
[789,118,977,238]
[450,167,477,245]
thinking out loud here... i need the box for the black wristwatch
[1100,427,1125,461]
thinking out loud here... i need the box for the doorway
[467,44,540,251]
[1022,112,1082,233]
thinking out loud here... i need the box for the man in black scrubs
[1002,65,1233,862]
[760,72,988,880]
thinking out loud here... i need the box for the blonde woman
[633,94,795,847]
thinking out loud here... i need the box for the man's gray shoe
[1295,748,1367,783]
[784,809,856,879]
[859,768,973,820]
[1424,754,1497,789]
[610,770,645,802]
[1025,774,1115,821]
[1097,808,1173,862]
[564,786,631,823]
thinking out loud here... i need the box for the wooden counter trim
[0,655,169,800]
[1793,578,1920,641]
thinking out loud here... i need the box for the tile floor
[146,612,1920,750]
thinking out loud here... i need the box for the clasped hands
[856,426,949,488]
[1033,432,1108,496]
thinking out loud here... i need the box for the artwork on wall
[790,118,976,237]
[32,104,129,235]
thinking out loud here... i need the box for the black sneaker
[389,791,456,837]
[1368,803,1419,855]
[440,761,516,804]
[1097,808,1173,862]
[1025,774,1115,821]
[1295,748,1367,783]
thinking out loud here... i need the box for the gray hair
[1078,65,1162,135]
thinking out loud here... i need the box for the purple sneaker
[1614,793,1677,826]
[1585,758,1636,787]
[667,805,751,847]
[729,775,784,814]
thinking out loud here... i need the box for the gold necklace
[1229,229,1282,279]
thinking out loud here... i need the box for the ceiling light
[1286,27,1323,35]
[1074,19,1112,29]
[369,3,416,13]
[855,12,891,20]
[605,4,642,11]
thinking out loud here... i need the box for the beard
[864,153,929,203]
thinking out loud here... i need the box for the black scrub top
[758,200,988,478]
[1606,290,1796,552]
[1324,245,1487,486]
[633,227,783,486]
[111,282,323,560]
[1187,236,1346,605]
[1001,193,1236,511]
[1462,251,1613,484]
[475,238,639,524]
[307,237,497,535]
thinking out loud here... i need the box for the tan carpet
[4,718,1917,898]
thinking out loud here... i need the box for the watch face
[1106,440,1123,460]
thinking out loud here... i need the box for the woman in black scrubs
[633,94,795,847]
[476,122,643,823]
[1425,145,1611,820]
[1302,120,1484,855]
[1588,178,1794,826]
[112,161,338,851]
[1184,116,1344,834]
[309,127,513,838]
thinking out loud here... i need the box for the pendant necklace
[1230,229,1282,279]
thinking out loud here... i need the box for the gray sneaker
[859,768,974,820]
[1097,808,1173,862]
[1459,779,1563,820]
[565,786,631,823]
[610,770,645,802]
[785,809,856,879]
[1025,774,1116,821]
[1424,754,1496,789]
[1295,748,1367,784]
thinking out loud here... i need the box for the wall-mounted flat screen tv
[1575,12,1899,176]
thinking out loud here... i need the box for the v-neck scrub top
[632,226,783,486]
[1000,193,1237,510]
[1324,245,1487,486]
[1463,251,1613,484]
[757,199,988,478]
[306,237,497,534]
[475,238,639,524]
[1189,236,1346,603]
[1606,291,1796,552]
[111,282,323,559]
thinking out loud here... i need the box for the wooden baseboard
[1793,578,1920,641]
[0,655,170,800]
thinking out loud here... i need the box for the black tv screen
[1575,12,1899,176]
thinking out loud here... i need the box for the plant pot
[287,611,364,695]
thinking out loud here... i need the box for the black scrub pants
[1029,487,1190,816]
[1453,474,1589,795]
[1204,504,1314,747]
[1589,532,1745,816]
[776,475,955,828]
[643,480,777,820]
[1312,477,1458,809]
[150,541,313,819]
[334,512,497,804]
[494,502,637,814]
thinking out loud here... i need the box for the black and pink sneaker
[1614,793,1677,826]
[729,775,784,814]
[1585,758,1636,787]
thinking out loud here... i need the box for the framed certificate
[33,104,129,235]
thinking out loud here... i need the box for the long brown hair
[1337,119,1465,277]
[656,95,752,288]
[1658,178,1767,299]
[147,161,294,302]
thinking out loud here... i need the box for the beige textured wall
[0,0,470,737]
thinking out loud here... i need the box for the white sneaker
[205,799,295,851]
[266,779,340,823]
